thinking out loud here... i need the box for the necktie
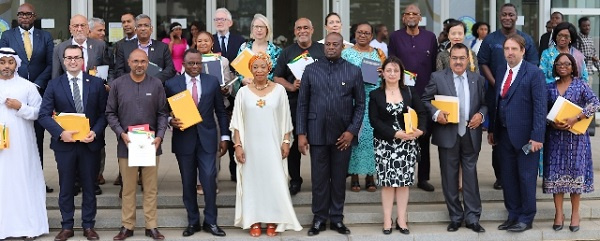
[79,45,86,71]
[71,77,84,113]
[23,31,32,60]
[220,36,227,56]
[191,77,198,105]
[501,69,513,98]
[457,76,466,136]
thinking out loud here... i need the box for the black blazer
[115,39,176,82]
[212,33,245,64]
[369,86,428,142]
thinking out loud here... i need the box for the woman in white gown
[230,53,302,237]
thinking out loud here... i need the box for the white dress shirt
[18,26,34,46]
[67,71,84,110]
[500,60,523,95]
[71,39,88,70]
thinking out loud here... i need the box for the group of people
[0,2,598,241]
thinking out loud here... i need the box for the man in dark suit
[38,45,108,241]
[489,34,547,232]
[115,14,176,82]
[211,8,245,65]
[422,43,487,233]
[164,49,229,237]
[0,3,54,193]
[297,33,365,236]
[539,11,563,58]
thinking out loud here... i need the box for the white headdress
[0,47,21,68]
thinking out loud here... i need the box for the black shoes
[182,224,201,237]
[507,222,532,232]
[202,222,226,236]
[417,181,435,192]
[466,222,486,233]
[447,221,461,232]
[330,222,351,234]
[95,185,102,195]
[395,218,410,234]
[498,219,516,230]
[289,184,301,195]
[307,221,326,236]
[553,214,564,231]
[493,180,502,190]
[569,225,580,232]
[46,185,54,193]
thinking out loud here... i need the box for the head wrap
[0,47,21,68]
[170,22,182,31]
[248,52,272,71]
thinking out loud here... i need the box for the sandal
[250,223,261,237]
[266,223,277,236]
[350,175,361,192]
[365,175,377,192]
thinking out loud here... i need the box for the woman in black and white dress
[369,56,427,235]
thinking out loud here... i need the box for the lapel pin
[150,47,154,52]
[89,45,92,49]
[86,79,89,82]
[342,82,346,86]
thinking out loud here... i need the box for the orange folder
[403,107,418,134]
[167,90,203,131]
[230,48,255,79]
[54,114,91,141]
[552,97,591,135]
[431,95,459,123]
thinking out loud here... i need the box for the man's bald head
[70,14,89,44]
[17,3,36,30]
[128,49,149,78]
[294,18,314,46]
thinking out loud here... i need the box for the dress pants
[34,121,45,167]
[54,143,99,229]
[288,98,303,186]
[417,119,432,182]
[438,133,482,224]
[177,146,218,225]
[310,144,351,223]
[496,126,538,224]
[118,157,160,229]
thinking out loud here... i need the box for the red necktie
[191,77,198,105]
[79,45,85,71]
[501,69,513,98]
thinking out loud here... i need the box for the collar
[217,32,230,39]
[67,71,84,81]
[138,39,153,48]
[185,73,200,83]
[18,26,34,35]
[452,72,466,80]
[578,32,589,38]
[506,59,523,73]
[71,38,88,48]
[125,34,137,41]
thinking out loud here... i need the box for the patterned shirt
[575,32,600,74]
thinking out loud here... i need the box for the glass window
[93,0,143,43]
[450,0,489,45]
[495,1,539,42]
[156,0,206,43]
[4,0,72,41]
[217,0,266,39]
[349,0,394,43]
[275,0,323,47]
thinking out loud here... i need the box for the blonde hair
[250,14,272,41]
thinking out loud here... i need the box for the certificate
[127,130,156,166]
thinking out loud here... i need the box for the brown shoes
[54,229,74,241]
[113,227,134,240]
[83,228,99,240]
[145,228,165,240]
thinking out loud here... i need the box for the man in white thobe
[0,47,48,240]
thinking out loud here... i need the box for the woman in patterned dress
[544,53,599,232]
[369,56,427,234]
[342,22,386,192]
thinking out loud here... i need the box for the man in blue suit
[38,45,108,241]
[211,8,245,66]
[0,3,54,193]
[297,33,365,236]
[165,49,229,237]
[488,34,547,232]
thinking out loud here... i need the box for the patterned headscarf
[248,52,272,72]
[0,47,21,68]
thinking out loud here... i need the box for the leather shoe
[569,225,580,232]
[202,222,226,236]
[330,222,351,234]
[113,175,122,185]
[112,227,133,240]
[95,185,102,195]
[46,185,54,193]
[498,219,516,230]
[507,222,532,232]
[493,180,503,190]
[144,228,165,240]
[97,174,105,185]
[466,222,486,233]
[54,229,74,241]
[289,184,301,195]
[307,221,326,236]
[417,181,435,192]
[447,222,461,232]
[83,228,99,240]
[182,224,201,237]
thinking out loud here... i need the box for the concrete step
[46,200,600,229]
[17,221,600,241]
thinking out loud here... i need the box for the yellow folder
[54,115,91,141]
[230,48,255,79]
[555,99,591,135]
[167,90,203,131]
[404,107,418,134]
[0,123,8,149]
[431,95,459,123]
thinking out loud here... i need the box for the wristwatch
[283,139,291,145]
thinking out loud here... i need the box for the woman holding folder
[369,56,426,234]
[544,53,599,232]
[341,22,386,192]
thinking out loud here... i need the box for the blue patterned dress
[341,47,383,175]
[543,78,599,194]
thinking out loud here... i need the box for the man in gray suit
[422,43,487,233]
[52,14,110,79]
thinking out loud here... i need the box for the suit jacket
[489,60,547,149]
[296,57,366,145]
[538,32,551,59]
[0,27,53,91]
[422,68,487,151]
[369,87,428,142]
[212,33,245,64]
[115,39,176,82]
[164,73,230,154]
[52,38,110,79]
[38,73,108,152]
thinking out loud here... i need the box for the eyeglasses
[213,18,228,22]
[403,12,421,16]
[70,24,87,29]
[17,12,35,18]
[555,62,572,68]
[557,34,571,40]
[252,25,267,30]
[450,56,468,61]
[64,56,83,62]
[356,31,372,36]
[185,61,202,66]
